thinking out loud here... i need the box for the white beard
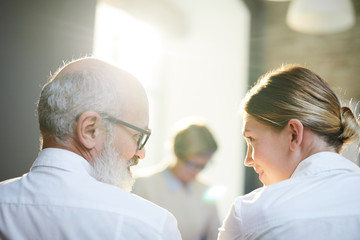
[91,132,135,192]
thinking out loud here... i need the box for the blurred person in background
[0,57,181,239]
[133,118,220,240]
[218,64,360,240]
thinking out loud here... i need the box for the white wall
[94,0,250,219]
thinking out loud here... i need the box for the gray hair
[37,59,123,145]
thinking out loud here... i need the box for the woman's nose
[244,146,254,167]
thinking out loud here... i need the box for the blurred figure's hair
[172,118,218,160]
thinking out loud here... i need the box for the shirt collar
[31,148,94,177]
[291,151,360,178]
[164,168,192,192]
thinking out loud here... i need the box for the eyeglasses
[180,153,214,170]
[180,158,208,170]
[184,161,207,170]
[100,113,151,150]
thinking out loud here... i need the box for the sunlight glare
[203,185,228,202]
[93,2,163,86]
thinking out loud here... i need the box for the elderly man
[0,57,181,239]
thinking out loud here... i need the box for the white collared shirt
[0,148,181,240]
[218,152,360,240]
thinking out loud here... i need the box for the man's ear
[287,119,304,151]
[75,111,102,149]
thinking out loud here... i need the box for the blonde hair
[242,64,360,152]
[172,118,218,160]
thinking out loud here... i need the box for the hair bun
[339,106,360,144]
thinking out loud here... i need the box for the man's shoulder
[106,190,178,235]
[92,181,173,219]
[0,175,25,197]
[127,190,169,213]
[0,176,22,185]
[0,182,180,239]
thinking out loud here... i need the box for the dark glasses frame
[100,112,151,150]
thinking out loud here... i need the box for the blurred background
[1,0,359,219]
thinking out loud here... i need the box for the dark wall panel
[0,0,96,180]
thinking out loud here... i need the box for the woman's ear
[75,111,102,149]
[287,119,304,151]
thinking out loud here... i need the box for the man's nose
[135,147,146,159]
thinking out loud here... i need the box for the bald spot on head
[55,57,149,124]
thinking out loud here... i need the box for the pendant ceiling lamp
[286,0,356,34]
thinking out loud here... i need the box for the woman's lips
[254,168,264,181]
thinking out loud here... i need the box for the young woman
[218,64,360,240]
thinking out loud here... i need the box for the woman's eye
[247,136,254,142]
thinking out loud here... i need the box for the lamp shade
[286,0,356,34]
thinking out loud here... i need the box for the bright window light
[93,1,163,86]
